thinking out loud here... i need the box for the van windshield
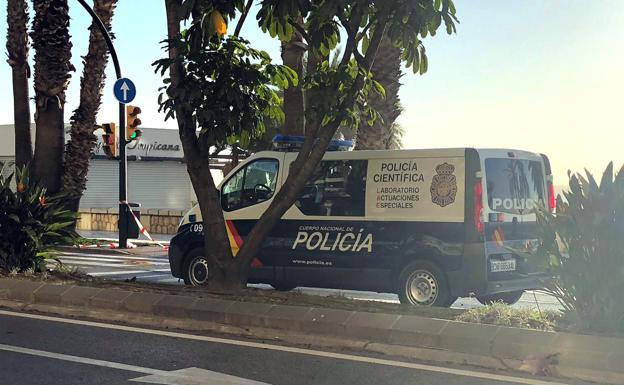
[485,158,545,215]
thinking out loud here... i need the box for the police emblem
[430,163,457,207]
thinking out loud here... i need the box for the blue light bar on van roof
[272,135,354,152]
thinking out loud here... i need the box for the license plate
[490,259,516,272]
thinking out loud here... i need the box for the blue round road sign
[113,78,136,104]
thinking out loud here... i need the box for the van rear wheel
[476,290,524,305]
[398,261,456,307]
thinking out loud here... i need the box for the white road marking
[0,310,571,385]
[55,260,168,269]
[88,269,171,277]
[130,367,271,384]
[58,257,169,266]
[0,343,163,375]
[0,344,269,385]
[59,252,168,261]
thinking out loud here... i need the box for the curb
[0,278,622,384]
[53,245,131,256]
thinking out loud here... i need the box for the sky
[1,0,623,185]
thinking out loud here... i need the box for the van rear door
[479,150,550,284]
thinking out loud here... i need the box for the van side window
[296,160,367,216]
[221,159,279,211]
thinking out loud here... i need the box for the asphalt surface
[58,241,562,311]
[0,310,581,385]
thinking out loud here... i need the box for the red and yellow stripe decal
[225,220,263,267]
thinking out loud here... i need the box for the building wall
[77,208,183,235]
[1,124,228,216]
[80,159,194,210]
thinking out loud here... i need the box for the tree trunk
[6,0,33,169]
[355,34,402,150]
[235,11,392,277]
[164,0,240,290]
[62,0,117,214]
[30,0,74,194]
[280,17,305,136]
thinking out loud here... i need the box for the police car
[168,136,554,307]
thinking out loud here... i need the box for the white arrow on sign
[120,81,130,101]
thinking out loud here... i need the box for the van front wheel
[476,290,524,305]
[398,261,456,307]
[182,248,209,286]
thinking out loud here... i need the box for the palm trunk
[6,0,33,168]
[354,34,402,150]
[62,0,117,214]
[30,0,73,194]
[280,17,305,136]
[165,0,240,290]
[303,50,325,134]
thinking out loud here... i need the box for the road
[54,248,562,311]
[0,309,581,385]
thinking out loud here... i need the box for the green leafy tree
[158,0,458,289]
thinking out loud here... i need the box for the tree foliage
[158,0,458,288]
[155,34,294,149]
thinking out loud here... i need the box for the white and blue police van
[168,137,555,307]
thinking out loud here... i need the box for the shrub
[530,163,624,333]
[0,164,76,273]
[456,302,558,331]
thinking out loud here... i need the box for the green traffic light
[129,130,142,140]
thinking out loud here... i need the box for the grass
[455,302,560,331]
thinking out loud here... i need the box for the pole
[77,0,128,248]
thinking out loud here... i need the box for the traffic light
[101,123,117,158]
[126,105,142,141]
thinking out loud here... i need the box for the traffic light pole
[77,0,129,248]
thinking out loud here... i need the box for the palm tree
[62,0,117,214]
[385,120,405,150]
[6,0,32,168]
[30,0,74,194]
[280,17,305,136]
[354,34,403,150]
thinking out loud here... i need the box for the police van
[168,138,554,307]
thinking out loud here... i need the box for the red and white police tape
[123,201,169,251]
[77,203,169,250]
[78,241,136,249]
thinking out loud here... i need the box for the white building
[0,125,224,210]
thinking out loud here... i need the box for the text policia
[292,226,374,253]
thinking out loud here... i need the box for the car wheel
[476,290,524,305]
[397,260,456,307]
[182,248,209,286]
[270,282,297,292]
